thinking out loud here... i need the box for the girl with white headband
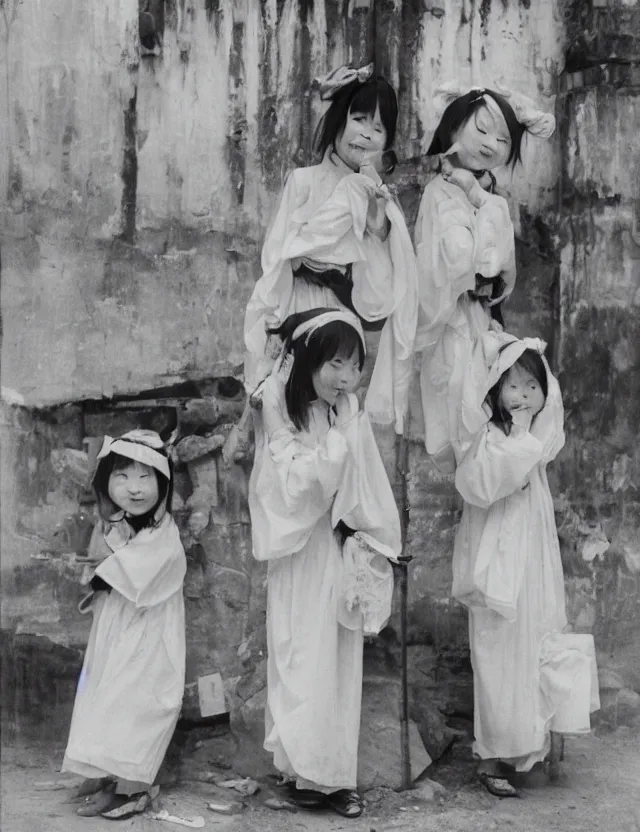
[415,83,556,471]
[249,307,401,818]
[243,63,418,437]
[62,430,186,821]
[452,334,599,797]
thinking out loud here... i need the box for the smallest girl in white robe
[452,334,599,797]
[249,307,402,818]
[62,430,186,820]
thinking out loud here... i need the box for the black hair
[93,449,173,531]
[313,74,398,159]
[427,89,526,168]
[487,348,548,435]
[267,308,365,431]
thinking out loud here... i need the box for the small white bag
[338,531,397,636]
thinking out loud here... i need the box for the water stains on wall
[2,0,640,743]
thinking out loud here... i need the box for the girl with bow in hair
[242,63,418,438]
[62,430,186,821]
[414,83,556,472]
[452,334,599,797]
[249,307,402,818]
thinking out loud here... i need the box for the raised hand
[441,143,488,209]
[359,150,385,185]
[511,407,533,432]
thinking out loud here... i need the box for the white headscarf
[480,331,565,463]
[93,430,172,523]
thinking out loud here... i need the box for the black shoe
[327,789,363,818]
[286,785,328,810]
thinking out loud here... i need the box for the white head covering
[480,330,565,462]
[95,430,170,479]
[433,81,556,139]
[483,332,548,393]
[291,309,366,352]
[93,430,172,523]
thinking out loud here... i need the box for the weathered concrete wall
[2,0,639,750]
[554,0,640,723]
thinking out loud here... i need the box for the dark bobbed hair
[93,450,173,531]
[487,348,548,435]
[313,75,398,159]
[427,89,526,168]
[267,308,365,431]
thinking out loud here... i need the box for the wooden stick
[396,430,413,791]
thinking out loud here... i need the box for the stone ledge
[559,63,640,93]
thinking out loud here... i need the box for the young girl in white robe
[249,308,402,818]
[414,84,556,471]
[243,64,418,435]
[62,430,186,820]
[452,334,599,797]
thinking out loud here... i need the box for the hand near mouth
[441,155,488,208]
[511,407,533,431]
[359,150,385,185]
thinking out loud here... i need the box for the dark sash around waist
[468,273,505,327]
[293,262,387,332]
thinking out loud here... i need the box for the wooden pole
[396,430,413,791]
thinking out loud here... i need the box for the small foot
[327,789,363,818]
[76,783,117,817]
[101,791,150,820]
[287,787,328,810]
[67,777,114,802]
[477,771,519,798]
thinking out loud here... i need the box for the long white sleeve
[455,424,544,510]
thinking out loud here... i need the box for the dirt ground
[2,728,639,832]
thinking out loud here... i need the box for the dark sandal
[101,791,150,820]
[477,771,519,798]
[328,789,363,818]
[287,786,328,810]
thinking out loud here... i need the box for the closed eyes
[352,115,383,132]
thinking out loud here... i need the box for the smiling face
[451,98,512,171]
[312,346,362,407]
[334,103,387,171]
[108,460,160,516]
[498,363,546,419]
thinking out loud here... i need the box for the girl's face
[498,363,546,419]
[334,103,387,171]
[312,347,362,407]
[108,460,159,516]
[451,99,511,171]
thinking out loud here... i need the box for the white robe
[415,174,516,471]
[244,152,418,433]
[452,369,599,770]
[249,371,401,791]
[62,513,186,785]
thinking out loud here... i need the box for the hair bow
[492,83,556,138]
[433,80,556,138]
[315,63,374,101]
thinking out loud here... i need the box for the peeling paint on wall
[2,0,640,741]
